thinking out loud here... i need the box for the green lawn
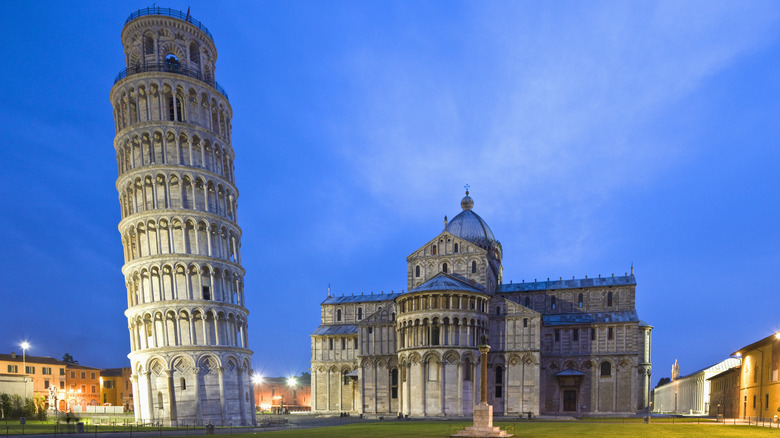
[248,421,780,438]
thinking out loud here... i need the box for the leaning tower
[110,8,255,426]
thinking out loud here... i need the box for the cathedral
[311,191,652,416]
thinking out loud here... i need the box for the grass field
[250,421,780,438]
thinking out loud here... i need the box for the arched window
[415,266,420,278]
[471,261,477,273]
[442,263,448,273]
[524,296,530,307]
[336,309,342,322]
[464,357,472,380]
[189,42,200,65]
[144,33,154,55]
[551,296,556,309]
[180,378,186,390]
[357,307,363,320]
[454,243,459,253]
[496,306,501,316]
[578,293,583,308]
[432,245,437,255]
[157,391,164,409]
[165,54,180,71]
[600,362,612,376]
[607,291,613,307]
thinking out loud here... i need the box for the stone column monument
[453,338,512,437]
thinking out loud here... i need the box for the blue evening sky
[1,1,779,383]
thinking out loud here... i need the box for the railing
[114,62,229,101]
[125,7,214,41]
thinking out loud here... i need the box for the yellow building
[734,333,780,421]
[100,368,133,411]
[65,364,102,412]
[0,352,68,400]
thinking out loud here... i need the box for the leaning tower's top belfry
[110,8,254,427]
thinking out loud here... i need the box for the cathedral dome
[446,191,496,248]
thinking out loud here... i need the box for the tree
[656,377,671,387]
[62,353,77,364]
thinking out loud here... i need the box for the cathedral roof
[406,273,486,294]
[322,292,402,305]
[311,324,358,336]
[499,275,636,292]
[445,191,497,248]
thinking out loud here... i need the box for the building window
[432,245,437,255]
[60,368,65,376]
[464,357,472,380]
[608,327,614,340]
[443,263,448,273]
[44,380,49,388]
[7,365,17,373]
[415,266,420,277]
[357,307,363,320]
[91,372,96,379]
[158,391,164,409]
[391,368,399,399]
[181,378,186,390]
[524,296,530,307]
[71,371,76,378]
[42,367,52,375]
[555,329,560,342]
[454,243,459,253]
[472,261,477,273]
[551,296,556,310]
[104,381,115,389]
[600,362,612,377]
[368,327,373,334]
[578,293,583,308]
[353,338,358,349]
[337,309,341,322]
[523,318,528,328]
[753,395,757,409]
[91,385,97,393]
[203,286,211,300]
[81,372,86,379]
[591,328,596,341]
[607,291,613,307]
[329,339,333,350]
[573,328,579,341]
[495,366,503,398]
[81,385,86,393]
[26,366,35,374]
[496,307,501,316]
[341,338,346,350]
[60,381,65,389]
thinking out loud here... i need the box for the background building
[111,7,254,426]
[253,375,311,413]
[652,358,740,415]
[65,364,102,412]
[708,366,740,418]
[311,192,652,416]
[0,353,67,402]
[734,333,780,421]
[101,368,134,411]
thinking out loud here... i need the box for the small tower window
[202,286,210,300]
[608,327,614,340]
[578,293,583,308]
[180,378,186,390]
[495,366,503,398]
[524,296,530,307]
[144,33,154,55]
[555,329,560,342]
[442,263,448,273]
[415,266,420,277]
[357,307,363,320]
[551,296,556,309]
[454,243,459,253]
[432,245,437,255]
[573,328,579,341]
[471,261,477,273]
[601,362,612,377]
[165,54,180,71]
[607,291,613,307]
[336,309,342,322]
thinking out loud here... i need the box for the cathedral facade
[311,192,652,416]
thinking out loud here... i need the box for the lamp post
[21,341,29,401]
[252,375,263,414]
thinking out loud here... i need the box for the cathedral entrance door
[563,390,577,412]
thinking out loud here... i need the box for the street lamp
[21,341,29,400]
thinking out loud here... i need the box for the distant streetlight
[21,341,29,400]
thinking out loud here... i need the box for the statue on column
[48,385,58,411]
